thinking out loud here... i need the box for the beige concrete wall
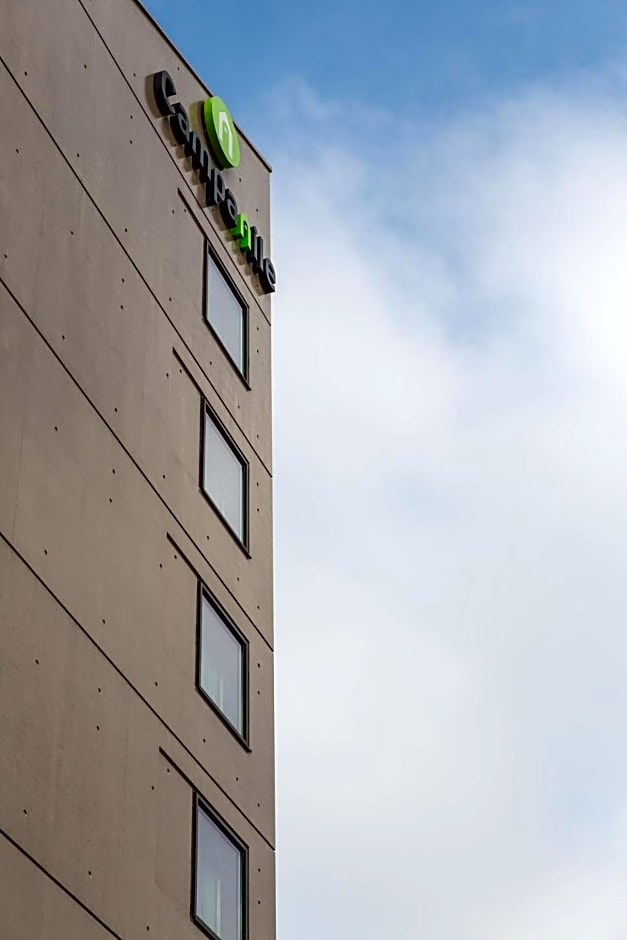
[0,0,275,937]
[0,539,276,940]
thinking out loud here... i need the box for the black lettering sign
[170,107,190,146]
[220,189,238,229]
[207,168,226,207]
[260,258,276,294]
[153,70,178,116]
[186,131,210,183]
[152,72,276,293]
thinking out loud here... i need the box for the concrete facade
[0,1,276,938]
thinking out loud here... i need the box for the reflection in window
[200,591,245,736]
[203,408,246,543]
[195,804,244,940]
[205,250,246,374]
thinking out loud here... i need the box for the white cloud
[271,77,627,939]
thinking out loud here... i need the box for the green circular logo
[203,96,240,170]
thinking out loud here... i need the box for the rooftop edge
[132,0,273,173]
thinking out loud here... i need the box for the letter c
[153,70,178,117]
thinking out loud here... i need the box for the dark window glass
[203,409,246,543]
[200,591,245,735]
[195,804,244,940]
[205,251,246,374]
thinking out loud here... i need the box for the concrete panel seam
[75,0,272,328]
[173,344,272,480]
[166,532,273,654]
[74,0,273,172]
[0,827,123,940]
[135,0,273,171]
[174,346,272,479]
[0,273,265,640]
[8,406,27,545]
[0,528,276,852]
[0,53,271,467]
[175,188,272,329]
[159,747,276,854]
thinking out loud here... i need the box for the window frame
[203,242,250,385]
[196,582,250,749]
[191,794,248,940]
[200,401,250,553]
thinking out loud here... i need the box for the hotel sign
[153,70,276,294]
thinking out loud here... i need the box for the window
[202,406,247,545]
[198,589,246,738]
[205,248,247,376]
[194,801,245,940]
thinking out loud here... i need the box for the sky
[144,2,627,938]
[144,0,627,139]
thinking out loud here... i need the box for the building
[0,2,276,940]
